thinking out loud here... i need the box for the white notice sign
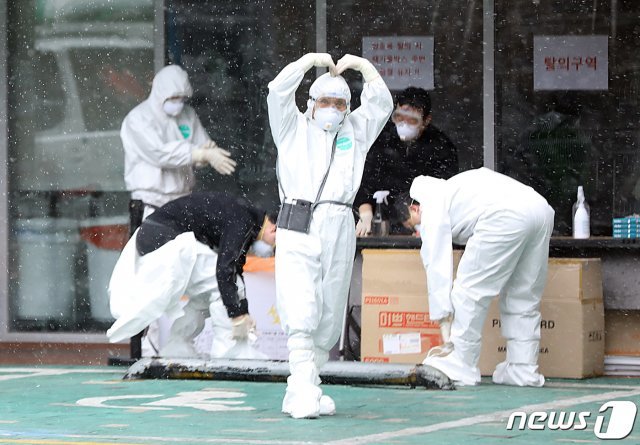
[362,36,434,90]
[533,35,608,91]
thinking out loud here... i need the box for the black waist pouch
[277,199,313,233]
[128,199,144,237]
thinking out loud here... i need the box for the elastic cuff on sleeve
[361,64,381,83]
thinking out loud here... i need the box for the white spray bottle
[372,190,390,236]
[572,185,590,239]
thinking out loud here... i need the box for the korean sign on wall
[533,35,608,91]
[362,36,434,91]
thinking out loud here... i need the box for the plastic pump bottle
[572,186,590,239]
[372,190,390,237]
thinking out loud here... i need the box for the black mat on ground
[124,358,455,390]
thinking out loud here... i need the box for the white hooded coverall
[411,168,554,386]
[121,65,212,209]
[107,231,266,360]
[267,61,392,417]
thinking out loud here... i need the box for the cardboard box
[480,258,604,378]
[543,258,603,301]
[479,298,605,378]
[361,251,605,378]
[360,293,442,363]
[360,249,461,363]
[605,310,640,357]
[194,258,289,361]
[362,249,429,296]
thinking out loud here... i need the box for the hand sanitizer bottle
[572,186,590,239]
[372,190,390,236]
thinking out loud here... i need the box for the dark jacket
[137,191,264,318]
[356,122,459,228]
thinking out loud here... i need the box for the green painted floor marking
[0,366,637,444]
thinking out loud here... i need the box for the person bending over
[107,191,277,360]
[396,168,554,387]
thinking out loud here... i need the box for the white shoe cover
[159,338,199,358]
[492,362,545,387]
[281,389,321,419]
[422,349,481,386]
[319,395,336,416]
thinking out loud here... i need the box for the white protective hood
[304,73,352,120]
[148,65,193,116]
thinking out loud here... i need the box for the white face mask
[250,239,274,258]
[314,108,345,131]
[163,99,185,117]
[413,223,422,234]
[396,122,421,141]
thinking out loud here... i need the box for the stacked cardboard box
[605,310,640,357]
[478,258,605,378]
[360,249,461,363]
[360,250,605,378]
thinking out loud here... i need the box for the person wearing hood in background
[107,191,277,360]
[267,53,393,419]
[395,168,554,387]
[122,64,237,223]
[355,87,459,236]
[120,64,236,356]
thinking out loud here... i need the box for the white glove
[355,208,373,237]
[336,54,380,82]
[231,314,256,340]
[192,144,237,175]
[298,53,337,74]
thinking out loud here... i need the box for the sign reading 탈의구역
[362,36,435,91]
[533,35,608,91]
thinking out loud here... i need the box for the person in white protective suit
[267,53,393,418]
[120,64,237,356]
[396,168,554,387]
[106,192,277,359]
[121,64,236,217]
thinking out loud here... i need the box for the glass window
[166,0,315,211]
[167,1,484,211]
[326,0,485,171]
[496,1,640,235]
[33,52,66,131]
[71,47,154,132]
[7,1,155,333]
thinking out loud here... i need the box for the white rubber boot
[493,362,545,387]
[281,334,322,419]
[313,347,335,415]
[319,395,336,416]
[492,339,545,387]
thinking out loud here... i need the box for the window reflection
[7,1,154,332]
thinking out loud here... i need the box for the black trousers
[136,219,181,256]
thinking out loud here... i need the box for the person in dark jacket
[106,192,277,359]
[355,87,459,235]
